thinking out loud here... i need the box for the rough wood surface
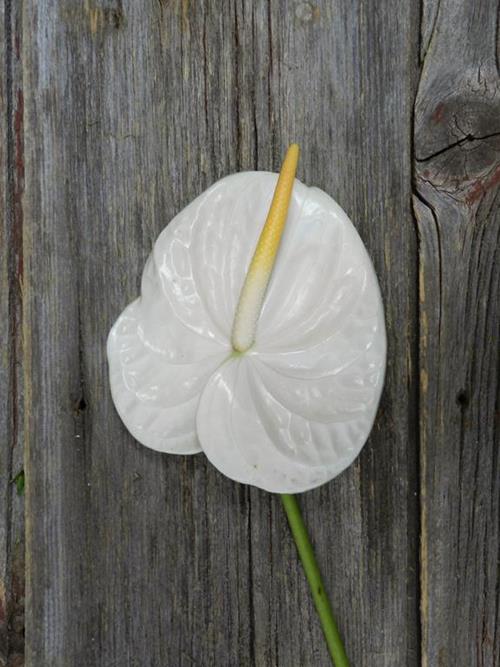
[1,0,25,665]
[414,1,500,665]
[0,0,497,666]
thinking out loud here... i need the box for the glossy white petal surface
[107,298,229,454]
[107,172,386,490]
[197,357,353,493]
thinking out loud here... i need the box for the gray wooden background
[1,1,499,666]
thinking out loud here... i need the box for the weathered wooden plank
[414,0,500,664]
[0,1,25,664]
[22,1,420,665]
[0,3,9,660]
[0,4,11,663]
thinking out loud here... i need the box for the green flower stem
[280,493,350,667]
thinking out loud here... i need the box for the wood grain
[0,0,497,665]
[1,0,25,664]
[414,1,500,665]
[0,2,10,661]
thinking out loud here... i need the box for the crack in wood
[416,131,500,163]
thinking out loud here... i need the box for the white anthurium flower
[107,145,386,494]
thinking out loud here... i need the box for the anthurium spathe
[108,145,386,666]
[107,146,386,494]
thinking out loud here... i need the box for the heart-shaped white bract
[107,172,386,493]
